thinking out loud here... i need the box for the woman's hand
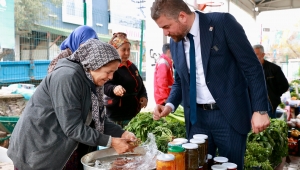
[111,137,136,154]
[113,85,126,97]
[139,97,148,108]
[121,131,137,142]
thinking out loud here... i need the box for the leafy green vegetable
[124,111,186,153]
[168,113,185,122]
[245,119,288,169]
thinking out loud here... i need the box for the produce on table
[290,129,300,138]
[244,119,288,170]
[124,107,186,153]
[288,137,299,156]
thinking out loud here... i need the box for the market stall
[94,107,288,170]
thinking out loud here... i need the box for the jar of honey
[193,134,208,160]
[168,146,185,170]
[222,162,237,170]
[190,138,206,167]
[156,154,175,170]
[182,143,199,170]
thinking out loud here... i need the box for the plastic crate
[0,116,19,134]
[0,60,50,84]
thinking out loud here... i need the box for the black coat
[263,60,289,113]
[104,61,147,121]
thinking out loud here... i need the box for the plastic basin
[0,116,19,134]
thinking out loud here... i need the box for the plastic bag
[8,84,36,100]
[94,133,161,170]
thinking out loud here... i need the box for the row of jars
[156,134,238,170]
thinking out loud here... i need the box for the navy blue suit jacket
[168,12,269,135]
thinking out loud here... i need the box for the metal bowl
[81,146,157,170]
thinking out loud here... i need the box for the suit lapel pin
[209,26,213,31]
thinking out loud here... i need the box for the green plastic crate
[0,116,19,134]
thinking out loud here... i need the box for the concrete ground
[276,156,300,170]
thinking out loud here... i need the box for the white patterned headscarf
[68,39,121,133]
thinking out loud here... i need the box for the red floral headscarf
[108,32,131,49]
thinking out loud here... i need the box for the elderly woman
[48,25,98,73]
[47,25,100,170]
[8,39,137,170]
[104,32,148,127]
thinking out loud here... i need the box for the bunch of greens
[244,119,288,169]
[268,119,288,167]
[124,111,186,153]
[166,105,185,123]
[244,142,273,170]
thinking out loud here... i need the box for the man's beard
[170,22,189,42]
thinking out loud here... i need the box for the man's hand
[251,112,270,133]
[121,131,137,142]
[113,85,126,97]
[139,97,148,108]
[111,137,136,154]
[152,105,172,120]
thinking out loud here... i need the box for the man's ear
[178,11,187,24]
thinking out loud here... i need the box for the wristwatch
[257,111,268,115]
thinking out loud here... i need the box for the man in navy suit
[151,0,270,169]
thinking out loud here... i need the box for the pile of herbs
[124,109,186,153]
[244,119,288,169]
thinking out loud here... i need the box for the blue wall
[40,0,109,34]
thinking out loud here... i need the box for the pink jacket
[154,54,174,105]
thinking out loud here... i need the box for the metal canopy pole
[83,0,87,25]
[139,20,144,74]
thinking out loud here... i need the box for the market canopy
[249,0,300,12]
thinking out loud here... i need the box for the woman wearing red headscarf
[104,32,148,127]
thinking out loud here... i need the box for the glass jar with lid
[182,143,199,170]
[222,162,237,170]
[168,146,185,170]
[213,157,228,165]
[156,154,175,170]
[190,138,206,167]
[193,134,208,160]
[211,165,227,170]
[173,138,188,144]
[168,141,183,147]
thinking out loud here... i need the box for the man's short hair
[151,0,192,20]
[253,44,265,53]
[162,43,170,54]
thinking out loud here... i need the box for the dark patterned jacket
[104,60,147,121]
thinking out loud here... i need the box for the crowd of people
[7,0,290,169]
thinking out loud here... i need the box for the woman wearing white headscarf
[8,39,137,170]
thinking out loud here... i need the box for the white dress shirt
[166,12,215,111]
